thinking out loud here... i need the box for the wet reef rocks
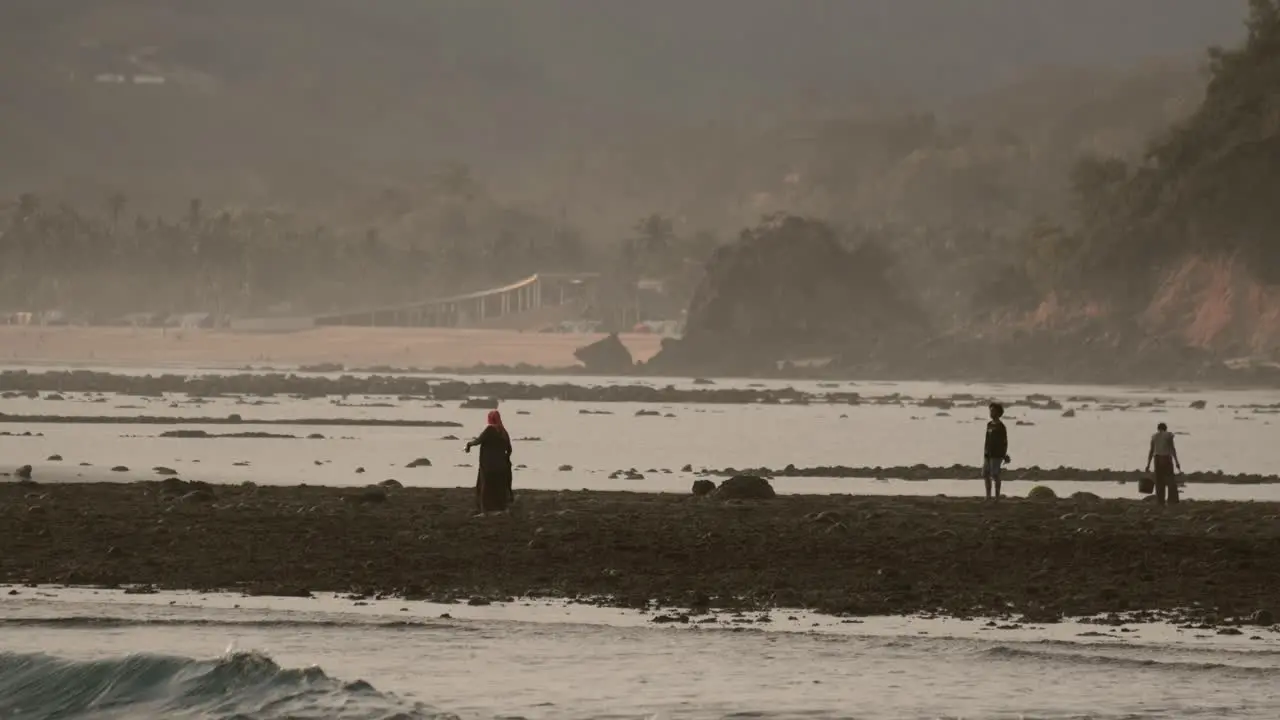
[2,482,1279,623]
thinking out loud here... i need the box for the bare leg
[983,470,992,500]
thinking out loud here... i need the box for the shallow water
[2,587,1279,719]
[4,375,1280,501]
[6,371,1280,718]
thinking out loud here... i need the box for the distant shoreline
[2,326,1279,389]
[3,482,1279,624]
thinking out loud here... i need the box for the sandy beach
[0,327,665,370]
[3,481,1279,622]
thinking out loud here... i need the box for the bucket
[1138,476,1155,494]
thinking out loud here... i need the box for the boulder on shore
[691,479,717,496]
[1028,485,1057,501]
[714,475,776,500]
[574,333,634,374]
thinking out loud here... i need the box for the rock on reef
[1028,486,1057,501]
[713,475,776,500]
[647,215,925,374]
[691,479,717,496]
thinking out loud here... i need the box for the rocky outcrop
[647,216,926,374]
[713,475,776,500]
[574,333,634,374]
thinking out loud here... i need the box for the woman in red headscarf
[464,409,514,513]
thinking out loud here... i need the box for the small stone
[379,479,403,489]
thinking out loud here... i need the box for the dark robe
[472,425,513,512]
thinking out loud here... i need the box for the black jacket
[984,419,1008,458]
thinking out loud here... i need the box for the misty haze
[3,2,1280,719]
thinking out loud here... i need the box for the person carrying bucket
[1145,422,1181,505]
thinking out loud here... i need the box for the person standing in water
[983,402,1010,501]
[1146,422,1181,505]
[465,410,514,514]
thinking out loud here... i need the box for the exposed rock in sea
[573,333,634,374]
[111,465,129,472]
[153,466,177,475]
[46,455,62,462]
[460,397,500,409]
[16,465,33,480]
[406,458,433,468]
[714,475,776,500]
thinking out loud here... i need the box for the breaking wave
[0,650,452,720]
[982,645,1280,676]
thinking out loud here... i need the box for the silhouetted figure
[983,402,1010,500]
[465,410,513,514]
[1146,422,1181,505]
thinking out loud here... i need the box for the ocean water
[4,375,1280,500]
[2,587,1280,720]
[6,373,1280,718]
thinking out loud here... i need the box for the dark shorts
[983,456,1003,479]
